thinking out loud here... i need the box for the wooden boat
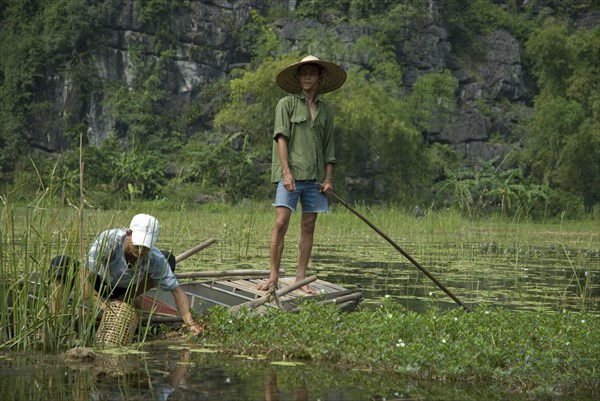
[11,240,362,326]
[141,275,364,317]
[141,239,364,318]
[13,270,362,329]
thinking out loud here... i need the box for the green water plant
[203,300,599,397]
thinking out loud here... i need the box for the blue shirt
[86,229,179,292]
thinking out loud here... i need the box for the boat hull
[142,276,363,315]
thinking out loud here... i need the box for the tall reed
[0,187,94,351]
[0,187,190,351]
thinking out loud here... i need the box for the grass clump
[203,300,599,396]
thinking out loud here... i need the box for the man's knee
[162,250,176,272]
[274,218,290,234]
[300,214,317,233]
[49,255,78,284]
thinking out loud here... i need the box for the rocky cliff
[30,0,541,163]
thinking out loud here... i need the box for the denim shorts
[273,180,329,213]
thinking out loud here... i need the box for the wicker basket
[96,300,140,346]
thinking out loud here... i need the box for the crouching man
[52,213,203,336]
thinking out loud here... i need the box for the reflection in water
[264,371,307,401]
[0,350,313,401]
[2,344,599,401]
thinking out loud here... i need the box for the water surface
[185,228,600,313]
[3,343,596,401]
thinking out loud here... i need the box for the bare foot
[257,278,278,291]
[300,284,316,295]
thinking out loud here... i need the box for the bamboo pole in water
[328,191,470,312]
[174,239,277,279]
[287,291,364,313]
[79,130,85,268]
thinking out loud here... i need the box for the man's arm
[78,267,109,312]
[276,135,295,192]
[171,286,204,335]
[320,162,334,193]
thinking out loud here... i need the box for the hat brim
[276,59,346,94]
[131,231,154,249]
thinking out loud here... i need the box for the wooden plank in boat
[209,280,260,300]
[200,277,353,306]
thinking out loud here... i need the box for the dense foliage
[0,0,599,217]
[523,21,600,211]
[203,302,599,397]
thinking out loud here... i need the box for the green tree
[103,52,184,154]
[175,132,266,203]
[524,96,585,182]
[0,1,45,178]
[294,0,350,22]
[407,71,458,135]
[523,21,600,211]
[567,25,600,121]
[525,21,574,96]
[558,119,600,209]
[331,69,432,205]
[214,57,293,152]
[0,0,116,180]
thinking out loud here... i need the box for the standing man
[257,55,346,294]
[53,214,204,335]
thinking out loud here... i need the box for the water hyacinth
[203,301,599,396]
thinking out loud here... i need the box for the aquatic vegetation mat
[202,302,600,397]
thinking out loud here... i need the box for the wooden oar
[328,191,470,312]
[230,275,317,312]
[174,240,280,279]
[175,238,217,263]
[287,291,364,313]
[175,269,275,279]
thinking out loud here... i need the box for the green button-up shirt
[271,92,336,183]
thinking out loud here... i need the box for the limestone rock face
[30,0,540,166]
[402,24,452,88]
[479,30,531,102]
[30,0,264,151]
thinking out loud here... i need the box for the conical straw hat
[276,55,347,94]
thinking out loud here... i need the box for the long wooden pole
[328,191,470,312]
[79,131,84,267]
[175,238,217,263]
[174,269,274,279]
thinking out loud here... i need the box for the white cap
[130,214,160,249]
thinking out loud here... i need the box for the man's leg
[258,206,292,291]
[48,256,76,314]
[130,275,158,308]
[297,212,318,294]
